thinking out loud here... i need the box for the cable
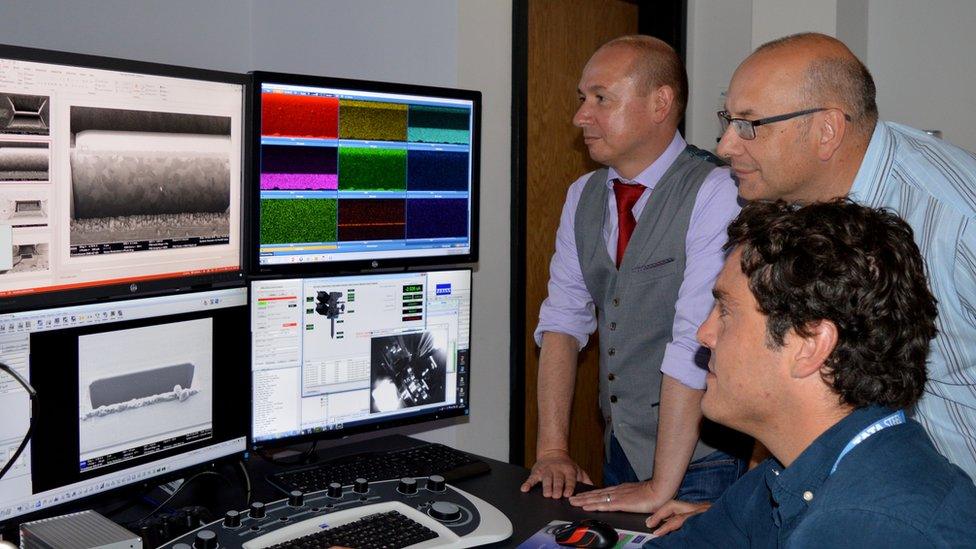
[237,459,252,505]
[0,361,36,481]
[134,470,233,523]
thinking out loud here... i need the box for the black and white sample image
[78,318,214,469]
[0,188,49,228]
[1,240,49,274]
[370,328,448,413]
[68,106,232,253]
[0,93,50,135]
[0,141,49,181]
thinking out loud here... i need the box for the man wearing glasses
[713,31,976,485]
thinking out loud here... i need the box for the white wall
[685,0,753,149]
[0,0,512,460]
[750,0,838,48]
[867,0,976,150]
[686,1,976,154]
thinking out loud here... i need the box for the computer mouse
[552,518,620,548]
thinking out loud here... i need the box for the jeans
[603,432,748,503]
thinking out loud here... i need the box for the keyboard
[157,478,513,549]
[268,442,490,494]
[265,510,437,549]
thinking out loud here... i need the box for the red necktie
[613,179,646,268]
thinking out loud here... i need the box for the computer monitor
[250,72,480,273]
[0,44,246,311]
[250,269,471,448]
[0,287,249,525]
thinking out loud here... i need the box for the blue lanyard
[829,410,906,475]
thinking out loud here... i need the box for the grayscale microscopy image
[68,106,233,251]
[1,242,49,273]
[0,93,50,136]
[0,142,48,181]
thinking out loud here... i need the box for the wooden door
[523,0,639,486]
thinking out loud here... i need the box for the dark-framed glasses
[717,108,850,140]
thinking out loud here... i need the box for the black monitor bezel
[247,71,481,277]
[248,267,473,451]
[0,43,250,314]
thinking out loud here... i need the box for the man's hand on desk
[645,500,711,536]
[566,479,671,514]
[520,449,592,498]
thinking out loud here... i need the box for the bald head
[749,33,878,138]
[596,35,688,122]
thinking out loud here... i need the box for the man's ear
[650,85,675,124]
[789,320,839,379]
[816,108,847,161]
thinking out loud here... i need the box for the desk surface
[5,434,653,548]
[247,434,653,548]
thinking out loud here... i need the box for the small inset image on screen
[369,329,448,413]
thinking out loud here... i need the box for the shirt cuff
[660,342,709,390]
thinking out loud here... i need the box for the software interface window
[0,56,244,298]
[258,82,474,265]
[0,288,248,522]
[251,270,471,443]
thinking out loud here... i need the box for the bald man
[710,32,976,483]
[522,35,746,513]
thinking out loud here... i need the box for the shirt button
[608,373,615,381]
[609,322,617,330]
[802,491,814,502]
[610,395,618,403]
[608,347,616,356]
[612,298,620,307]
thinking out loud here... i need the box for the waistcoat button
[610,395,618,403]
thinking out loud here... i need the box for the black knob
[327,482,343,498]
[249,501,266,519]
[288,490,304,507]
[223,510,241,528]
[428,501,462,522]
[354,477,369,494]
[398,477,418,495]
[426,475,446,492]
[193,529,217,549]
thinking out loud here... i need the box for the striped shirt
[849,121,976,482]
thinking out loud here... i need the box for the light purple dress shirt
[534,132,740,390]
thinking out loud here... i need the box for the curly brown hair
[726,199,937,409]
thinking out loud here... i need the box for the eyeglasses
[717,108,850,140]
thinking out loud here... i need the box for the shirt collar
[606,131,686,190]
[763,405,898,527]
[848,121,892,204]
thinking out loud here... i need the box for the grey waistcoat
[574,145,721,481]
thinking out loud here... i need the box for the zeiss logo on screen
[436,283,452,295]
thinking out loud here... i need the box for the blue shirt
[849,121,976,481]
[646,406,976,548]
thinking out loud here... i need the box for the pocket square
[631,257,675,273]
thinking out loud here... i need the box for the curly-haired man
[645,200,976,547]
